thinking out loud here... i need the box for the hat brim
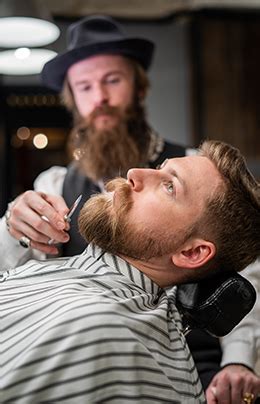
[42,38,154,91]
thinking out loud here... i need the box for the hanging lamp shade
[0,0,60,47]
[0,48,57,75]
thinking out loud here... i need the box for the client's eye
[165,181,175,194]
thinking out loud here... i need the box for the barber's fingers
[208,383,258,404]
[206,385,218,404]
[206,365,260,404]
[223,366,260,404]
[8,191,70,249]
[11,226,60,255]
[41,193,70,225]
[10,213,69,244]
[241,376,260,404]
[9,191,67,230]
[206,382,235,404]
[20,191,68,228]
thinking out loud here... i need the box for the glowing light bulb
[33,133,48,149]
[14,47,31,60]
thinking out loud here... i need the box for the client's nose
[127,168,155,192]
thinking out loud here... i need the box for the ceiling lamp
[0,0,60,47]
[0,48,57,75]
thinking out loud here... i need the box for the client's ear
[171,239,216,269]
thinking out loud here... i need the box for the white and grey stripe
[1,244,205,403]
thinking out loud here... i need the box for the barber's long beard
[69,104,151,182]
[78,178,179,260]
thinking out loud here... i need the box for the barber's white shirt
[0,166,67,271]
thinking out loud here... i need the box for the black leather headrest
[176,271,256,337]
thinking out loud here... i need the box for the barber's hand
[206,364,260,404]
[7,191,70,255]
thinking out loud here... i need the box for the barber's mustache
[82,102,138,128]
[90,105,121,119]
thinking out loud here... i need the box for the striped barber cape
[1,243,205,403]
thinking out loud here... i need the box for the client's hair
[197,140,260,272]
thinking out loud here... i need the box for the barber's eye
[107,76,120,84]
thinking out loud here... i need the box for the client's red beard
[68,103,150,182]
[78,178,180,260]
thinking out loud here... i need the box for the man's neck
[118,253,178,288]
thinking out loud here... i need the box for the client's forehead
[162,155,213,170]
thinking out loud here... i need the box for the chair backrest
[176,271,256,337]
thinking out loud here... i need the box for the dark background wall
[0,15,192,215]
[1,8,260,215]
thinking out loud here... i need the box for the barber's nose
[93,84,109,107]
[127,168,155,192]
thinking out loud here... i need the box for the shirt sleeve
[0,166,67,273]
[34,165,67,194]
[185,147,198,156]
[220,260,260,372]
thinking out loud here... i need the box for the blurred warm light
[17,126,30,140]
[73,148,82,161]
[11,127,68,150]
[33,133,48,149]
[7,93,60,107]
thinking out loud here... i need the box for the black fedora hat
[42,15,155,91]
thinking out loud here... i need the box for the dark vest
[62,139,221,390]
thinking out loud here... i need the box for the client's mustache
[105,177,128,192]
[105,177,133,214]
